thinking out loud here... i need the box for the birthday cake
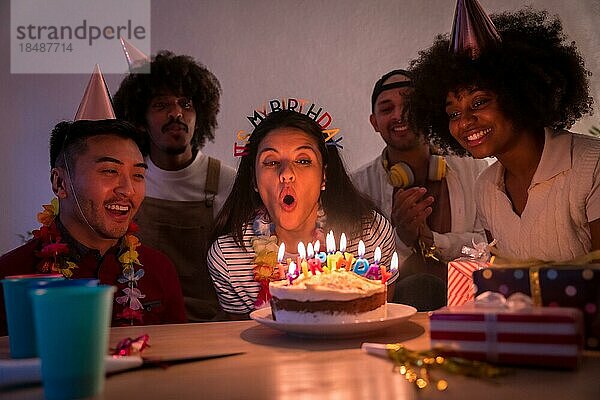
[269,269,387,324]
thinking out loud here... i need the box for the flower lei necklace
[250,209,325,309]
[33,198,146,324]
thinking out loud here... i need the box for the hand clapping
[391,187,434,247]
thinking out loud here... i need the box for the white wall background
[1,0,599,254]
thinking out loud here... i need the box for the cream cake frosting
[269,269,387,324]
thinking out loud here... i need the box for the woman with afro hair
[407,7,599,262]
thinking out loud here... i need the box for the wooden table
[1,313,599,399]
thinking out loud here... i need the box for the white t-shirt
[145,150,237,214]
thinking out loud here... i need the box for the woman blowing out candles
[407,7,600,262]
[207,110,397,318]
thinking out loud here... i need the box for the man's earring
[320,184,326,191]
[254,186,259,192]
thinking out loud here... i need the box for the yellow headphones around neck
[382,154,447,188]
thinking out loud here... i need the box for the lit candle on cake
[287,261,297,285]
[336,233,355,270]
[353,240,369,275]
[314,240,327,264]
[306,242,323,275]
[364,247,382,280]
[381,251,397,284]
[276,242,286,279]
[326,231,341,271]
[297,242,310,278]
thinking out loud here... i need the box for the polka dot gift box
[473,266,600,350]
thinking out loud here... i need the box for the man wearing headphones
[352,69,487,310]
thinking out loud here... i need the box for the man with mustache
[351,69,488,310]
[114,51,236,322]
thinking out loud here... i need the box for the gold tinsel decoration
[385,344,509,391]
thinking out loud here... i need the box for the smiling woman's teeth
[467,128,491,141]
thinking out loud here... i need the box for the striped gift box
[447,260,484,306]
[430,304,583,369]
[473,266,600,350]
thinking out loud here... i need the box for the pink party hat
[120,38,150,71]
[449,0,501,59]
[74,64,116,120]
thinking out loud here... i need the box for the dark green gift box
[473,265,600,350]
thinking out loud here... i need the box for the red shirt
[0,238,187,336]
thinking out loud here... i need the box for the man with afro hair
[114,51,236,322]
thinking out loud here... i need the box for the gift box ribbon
[474,291,533,362]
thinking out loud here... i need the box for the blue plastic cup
[31,278,100,290]
[1,274,64,358]
[30,284,115,400]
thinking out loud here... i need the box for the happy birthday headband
[233,97,343,157]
